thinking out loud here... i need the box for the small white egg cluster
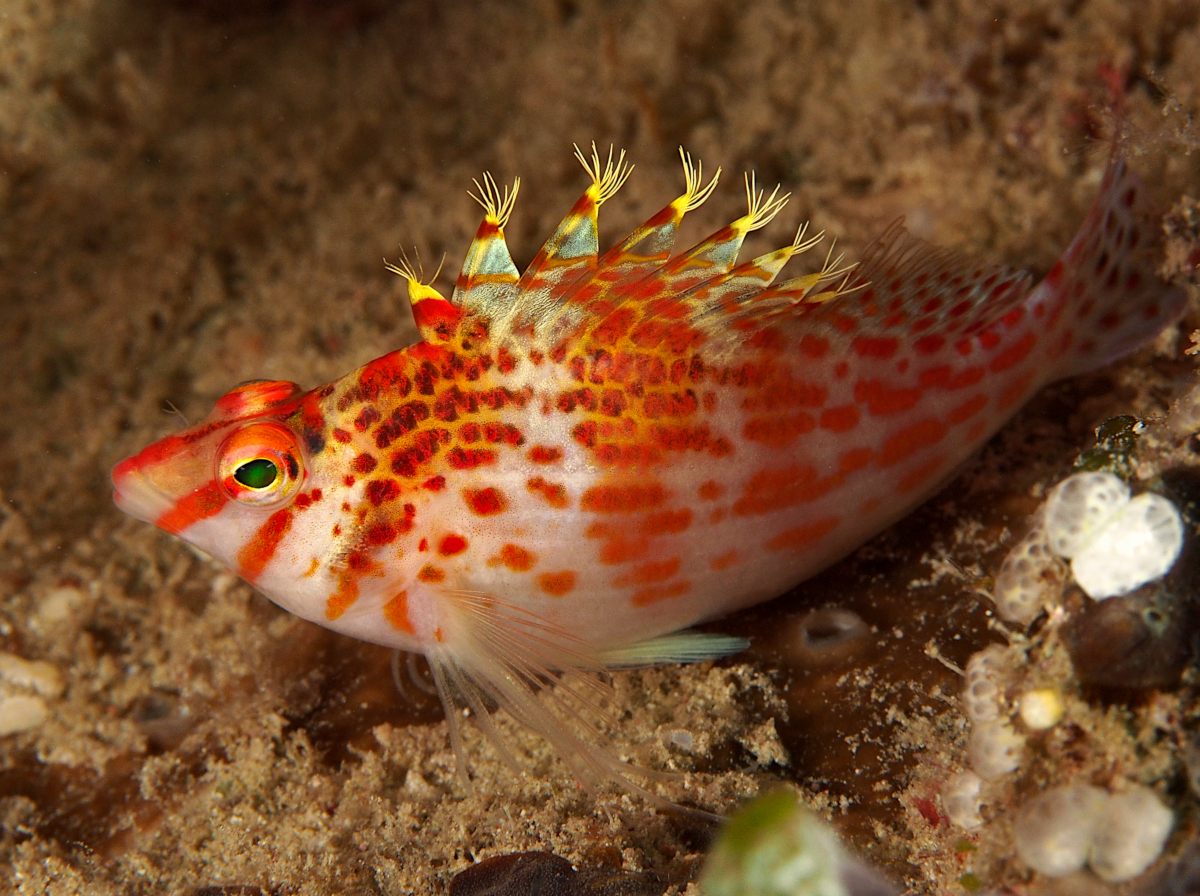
[960,645,1026,782]
[1014,783,1173,883]
[993,471,1184,620]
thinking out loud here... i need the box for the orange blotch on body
[988,331,1037,373]
[947,394,987,425]
[615,557,680,587]
[819,405,860,433]
[897,455,947,494]
[878,418,947,467]
[382,591,415,634]
[710,549,739,571]
[489,543,536,572]
[742,412,816,448]
[325,574,360,621]
[581,482,666,513]
[631,580,690,607]
[997,370,1036,412]
[538,570,577,596]
[527,476,569,509]
[641,508,692,535]
[438,534,468,556]
[528,445,563,464]
[765,517,840,552]
[697,480,724,501]
[418,565,445,583]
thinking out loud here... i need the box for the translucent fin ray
[598,631,750,668]
[427,588,689,806]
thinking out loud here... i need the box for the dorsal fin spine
[452,173,521,312]
[386,253,461,345]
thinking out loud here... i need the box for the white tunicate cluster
[967,719,1025,780]
[992,517,1063,624]
[1071,493,1185,599]
[1043,471,1184,601]
[1014,784,1109,877]
[1044,472,1131,557]
[960,645,1025,780]
[1014,783,1173,883]
[961,645,1006,723]
[993,472,1186,616]
[941,771,984,830]
[1089,786,1175,883]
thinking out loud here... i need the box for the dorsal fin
[385,251,461,345]
[630,173,793,307]
[506,144,632,333]
[683,222,826,318]
[597,147,721,277]
[451,173,521,319]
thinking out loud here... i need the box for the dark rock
[448,851,667,896]
[1061,582,1195,690]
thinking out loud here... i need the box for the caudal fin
[1043,154,1187,381]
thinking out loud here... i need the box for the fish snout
[111,455,175,525]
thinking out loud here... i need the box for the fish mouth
[111,456,174,525]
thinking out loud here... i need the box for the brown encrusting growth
[2,1,1199,894]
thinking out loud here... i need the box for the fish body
[113,146,1184,780]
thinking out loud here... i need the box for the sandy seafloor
[2,0,1200,893]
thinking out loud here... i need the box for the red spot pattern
[743,413,815,447]
[366,478,401,506]
[819,405,860,432]
[527,477,569,509]
[581,483,666,513]
[438,534,468,556]
[878,419,947,467]
[615,557,680,586]
[352,453,378,474]
[528,445,563,464]
[854,380,923,416]
[464,487,507,516]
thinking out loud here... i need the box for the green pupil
[234,458,279,490]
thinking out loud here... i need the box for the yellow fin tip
[573,142,633,205]
[676,146,721,213]
[737,172,790,234]
[469,171,521,228]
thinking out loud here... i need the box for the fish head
[112,379,319,569]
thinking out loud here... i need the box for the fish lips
[111,455,176,526]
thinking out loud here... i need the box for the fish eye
[217,423,305,508]
[233,458,279,490]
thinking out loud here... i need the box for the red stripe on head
[156,481,227,536]
[237,509,294,582]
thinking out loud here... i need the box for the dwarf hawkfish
[112,144,1184,796]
